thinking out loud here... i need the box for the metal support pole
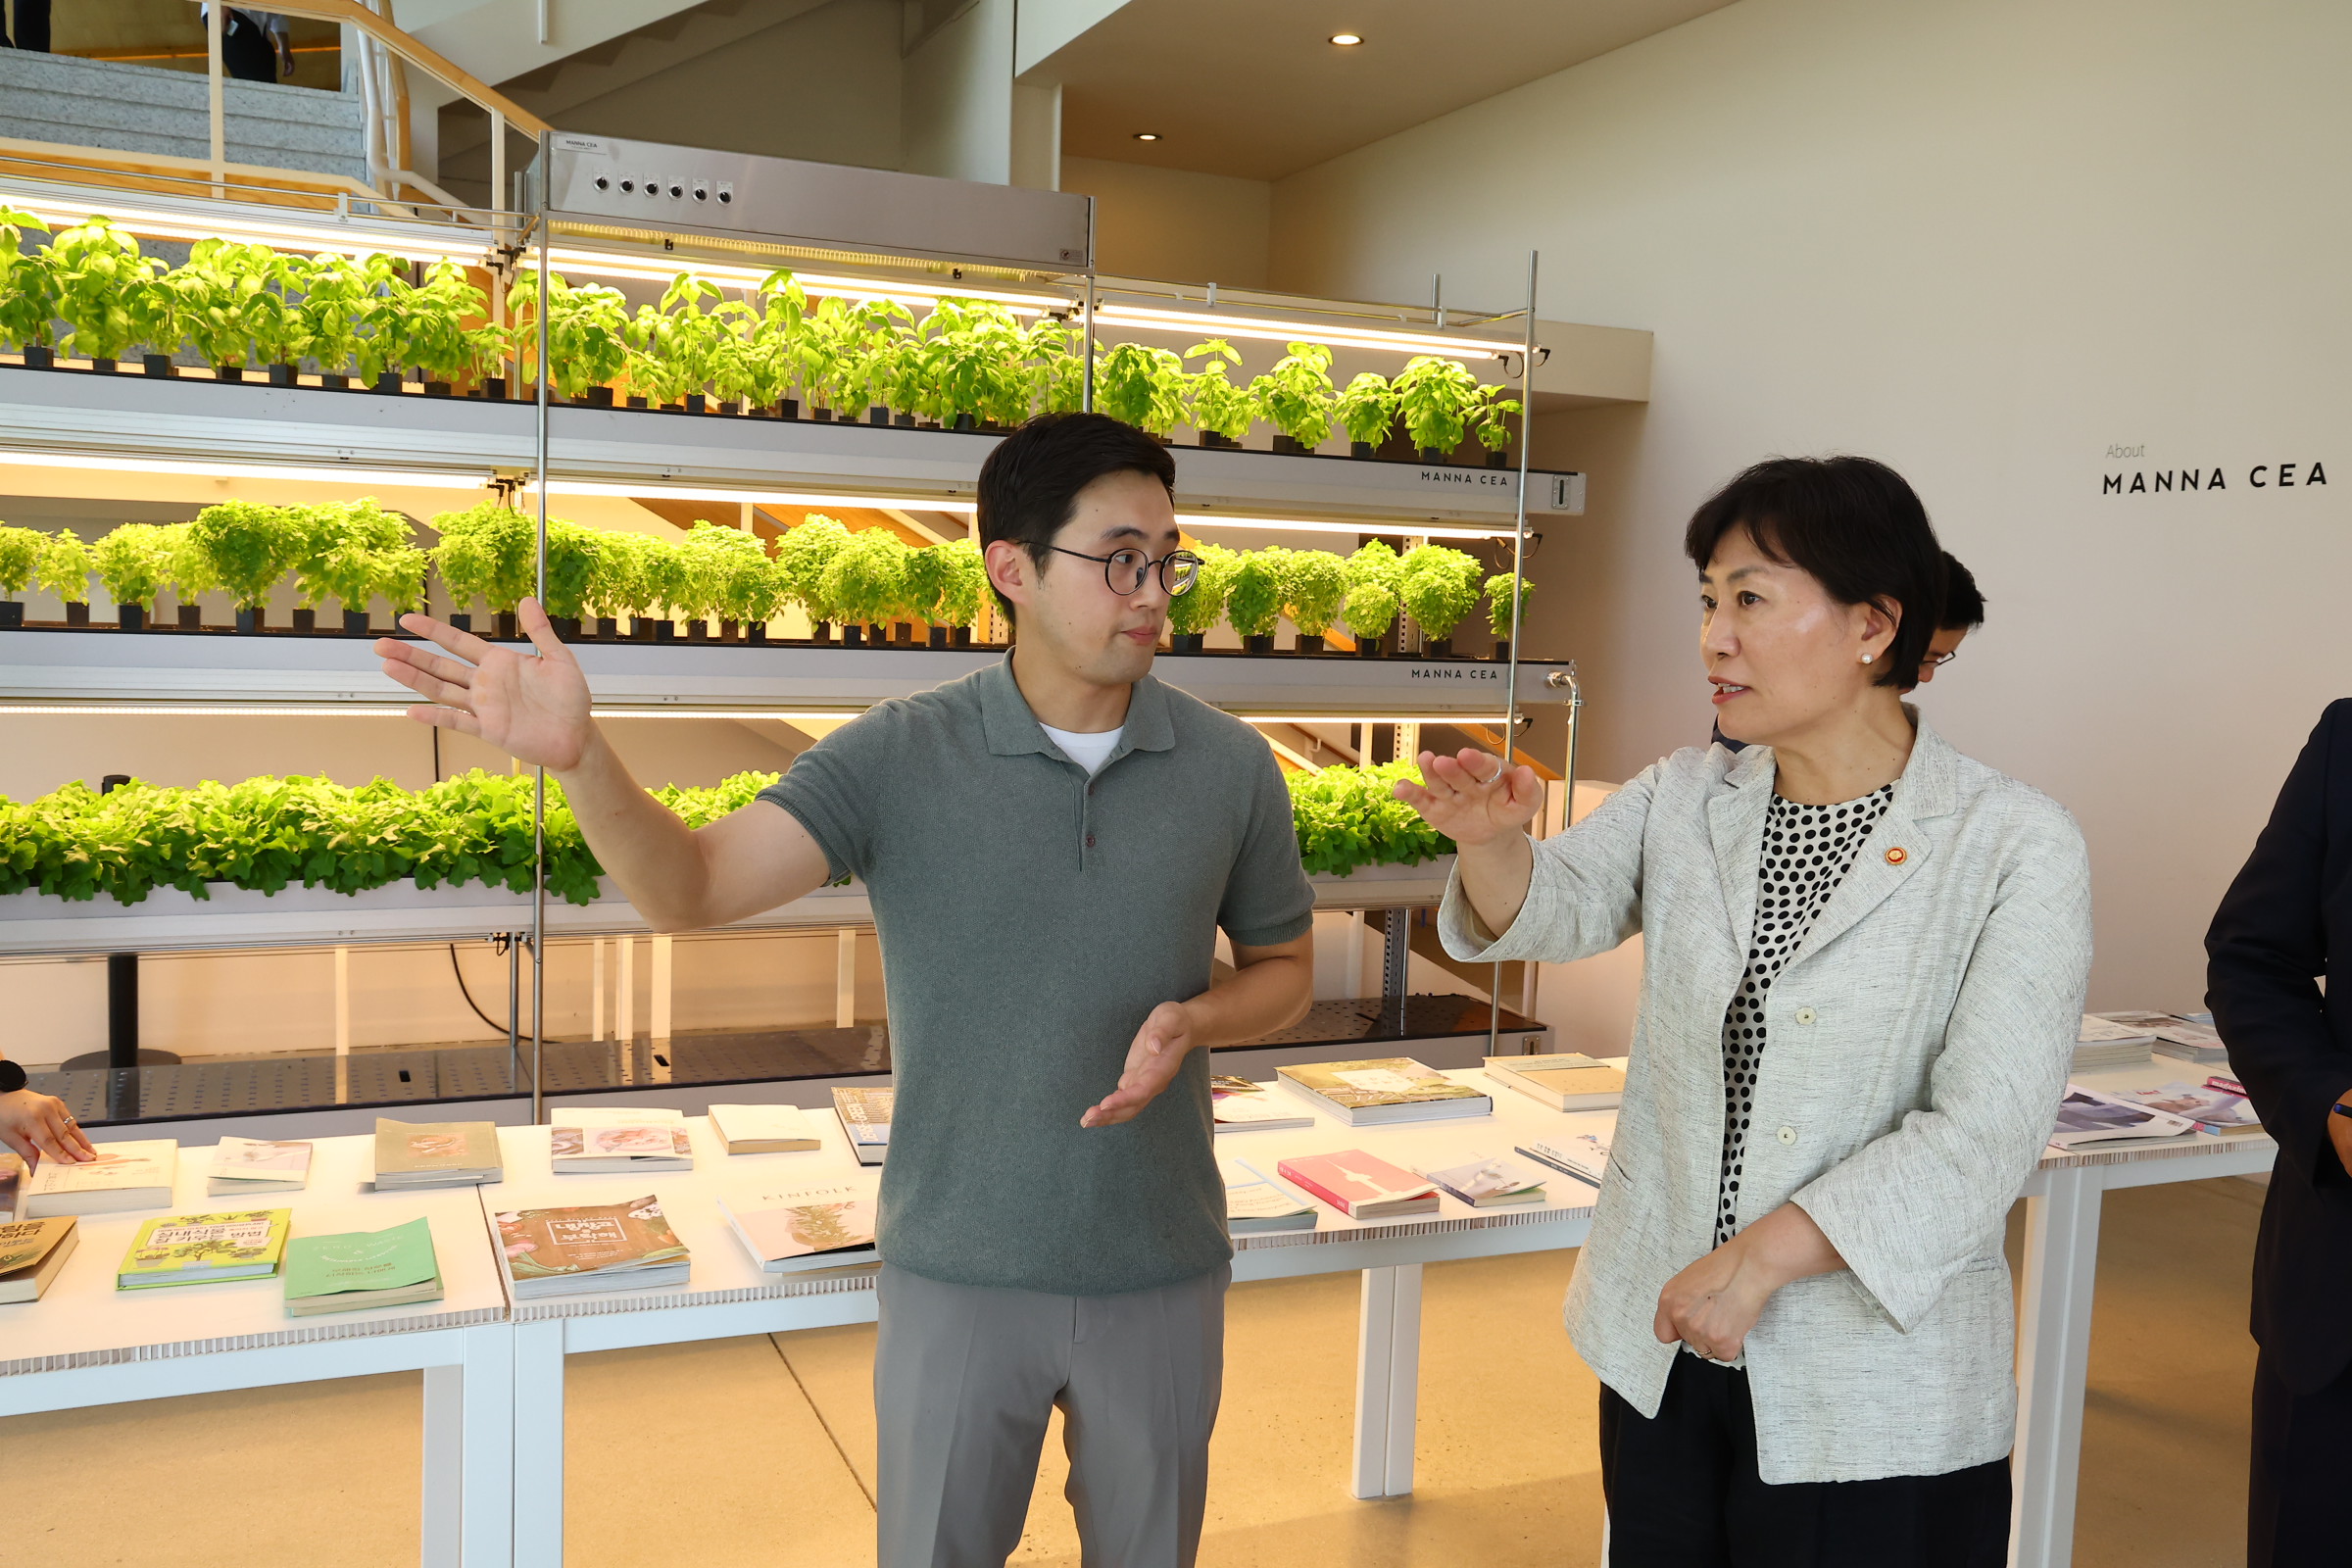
[206,2,226,194]
[1488,251,1539,1056]
[1081,271,1097,413]
[529,155,553,1125]
[1383,908,1410,1035]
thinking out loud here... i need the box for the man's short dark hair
[1938,551,1984,631]
[976,413,1176,622]
[1684,456,1945,689]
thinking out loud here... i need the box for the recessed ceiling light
[1133,131,1160,141]
[1329,32,1363,45]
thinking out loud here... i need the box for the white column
[615,934,634,1043]
[590,938,606,1042]
[836,929,859,1029]
[333,946,351,1104]
[1352,1263,1423,1498]
[651,933,673,1042]
[2010,1167,2104,1568]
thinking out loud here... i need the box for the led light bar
[1178,514,1518,541]
[0,449,491,489]
[0,192,496,267]
[1238,714,1515,725]
[542,248,1070,313]
[1093,304,1517,361]
[534,479,975,513]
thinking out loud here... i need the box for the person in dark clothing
[2205,701,2352,1568]
[1,0,51,51]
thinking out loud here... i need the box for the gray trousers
[873,1260,1230,1568]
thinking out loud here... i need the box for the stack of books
[2093,1010,2230,1067]
[208,1137,313,1198]
[833,1087,894,1166]
[1418,1152,1546,1207]
[495,1196,691,1299]
[1210,1076,1314,1133]
[1219,1158,1317,1235]
[23,1140,177,1218]
[1275,1058,1492,1126]
[719,1183,880,1273]
[550,1108,694,1173]
[2048,1086,2198,1151]
[1518,1131,1613,1188]
[284,1217,445,1317]
[2074,1016,2157,1073]
[2117,1077,2264,1135]
[709,1103,823,1154]
[1482,1054,1626,1112]
[116,1209,291,1290]
[373,1120,503,1190]
[0,1216,78,1302]
[1275,1151,1440,1219]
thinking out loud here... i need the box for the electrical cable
[449,940,509,1036]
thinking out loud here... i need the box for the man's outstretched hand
[1083,1001,1199,1128]
[377,597,593,770]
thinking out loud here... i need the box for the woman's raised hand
[1393,748,1546,848]
[375,598,594,771]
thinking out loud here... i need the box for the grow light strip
[0,704,946,721]
[1178,514,1511,541]
[0,195,493,268]
[0,449,491,489]
[542,249,1069,313]
[533,479,976,514]
[1092,305,1516,361]
[1239,714,1516,725]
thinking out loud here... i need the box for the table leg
[457,1322,517,1568]
[2010,1166,2104,1568]
[512,1319,567,1568]
[1351,1263,1423,1499]
[422,1362,464,1568]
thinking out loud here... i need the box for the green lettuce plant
[821,526,913,629]
[36,527,93,607]
[1347,538,1404,594]
[1473,385,1522,456]
[1023,318,1086,416]
[1341,580,1399,646]
[584,529,656,623]
[398,260,491,384]
[0,522,44,598]
[298,252,403,378]
[93,523,172,611]
[1166,542,1236,640]
[1398,543,1484,644]
[900,539,955,626]
[635,532,694,623]
[191,502,301,610]
[1225,548,1287,640]
[775,514,854,624]
[160,522,217,609]
[294,500,415,616]
[1485,571,1531,641]
[49,217,160,363]
[509,271,631,400]
[1095,342,1186,436]
[429,502,536,616]
[1184,340,1255,443]
[933,537,988,629]
[1288,760,1452,876]
[1336,371,1397,449]
[678,520,767,625]
[930,299,1027,425]
[1394,355,1485,455]
[0,207,57,353]
[1250,342,1336,449]
[537,517,602,621]
[171,239,266,370]
[1280,548,1349,639]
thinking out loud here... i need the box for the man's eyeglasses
[1920,649,1959,669]
[1048,546,1202,597]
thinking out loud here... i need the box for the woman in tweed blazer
[1406,458,2091,1566]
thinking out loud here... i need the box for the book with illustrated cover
[1219,1158,1317,1234]
[832,1087,894,1166]
[1210,1075,1314,1132]
[1518,1131,1613,1188]
[1275,1058,1492,1126]
[718,1183,881,1273]
[208,1137,313,1196]
[550,1108,694,1173]
[1481,1054,1627,1112]
[0,1216,78,1303]
[709,1103,823,1154]
[373,1119,503,1189]
[2048,1087,2198,1151]
[24,1140,177,1217]
[284,1216,444,1317]
[117,1208,290,1290]
[0,1152,23,1222]
[495,1195,691,1299]
[2094,1011,2228,1065]
[1419,1151,1546,1207]
[2117,1078,2264,1135]
[1275,1151,1439,1219]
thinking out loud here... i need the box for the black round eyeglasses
[1047,546,1202,597]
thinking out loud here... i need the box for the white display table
[0,1135,517,1568]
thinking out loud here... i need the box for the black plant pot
[1197,432,1227,449]
[65,601,89,627]
[650,619,675,643]
[291,608,317,634]
[1418,447,1446,465]
[891,622,914,646]
[344,609,370,635]
[867,408,890,427]
[494,612,518,640]
[810,620,834,643]
[176,604,203,631]
[630,619,653,642]
[893,412,916,428]
[1350,441,1377,460]
[1295,633,1324,655]
[626,395,649,410]
[424,380,452,397]
[1424,637,1454,659]
[686,619,710,643]
[269,364,298,387]
[549,615,580,640]
[321,372,351,390]
[777,399,800,419]
[89,357,117,375]
[1243,633,1276,655]
[1487,450,1510,468]
[748,623,769,645]
[685,393,707,415]
[22,345,53,369]
[235,607,267,634]
[1491,638,1511,662]
[1358,635,1387,658]
[217,364,246,384]
[485,377,509,401]
[1272,434,1307,456]
[373,370,403,394]
[118,604,145,632]
[1171,632,1205,653]
[953,413,978,432]
[952,626,972,648]
[0,602,21,629]
[812,407,834,422]
[711,399,736,416]
[578,386,615,408]
[595,617,617,641]
[144,354,176,377]
[448,612,471,632]
[717,618,739,642]
[928,625,950,649]
[841,624,865,647]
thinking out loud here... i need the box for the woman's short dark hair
[977,413,1175,622]
[1684,456,1945,688]
[1938,552,1985,631]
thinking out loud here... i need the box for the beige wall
[1269,0,2352,1011]
[1061,155,1271,286]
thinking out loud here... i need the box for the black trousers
[1599,1354,2011,1568]
[2250,1346,2352,1568]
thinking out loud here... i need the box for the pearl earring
[1861,653,1875,664]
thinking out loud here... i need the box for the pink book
[1276,1151,1440,1220]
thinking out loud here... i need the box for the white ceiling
[1028,0,1739,182]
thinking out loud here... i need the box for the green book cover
[117,1209,291,1289]
[285,1216,440,1300]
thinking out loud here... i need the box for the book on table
[495,1195,691,1299]
[2075,1015,2156,1072]
[550,1107,694,1173]
[24,1140,177,1217]
[372,1119,503,1189]
[1419,1151,1546,1207]
[117,1208,291,1290]
[1274,1058,1492,1126]
[2048,1086,2199,1150]
[832,1087,894,1166]
[718,1182,881,1273]
[0,1152,23,1221]
[1210,1075,1315,1133]
[1219,1157,1317,1234]
[1481,1054,1627,1112]
[2093,1010,2230,1065]
[0,1216,78,1303]
[283,1216,445,1317]
[1275,1151,1440,1219]
[1517,1130,1613,1188]
[709,1103,823,1154]
[208,1137,313,1197]
[2116,1077,2264,1135]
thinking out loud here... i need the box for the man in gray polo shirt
[375,412,1317,1567]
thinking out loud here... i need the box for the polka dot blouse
[1716,783,1896,1248]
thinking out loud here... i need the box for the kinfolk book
[0,1217,78,1303]
[1275,1058,1492,1126]
[1275,1151,1439,1220]
[496,1195,691,1299]
[373,1120,503,1189]
[208,1137,313,1197]
[283,1217,444,1317]
[832,1087,894,1166]
[24,1140,177,1217]
[117,1209,290,1289]
[718,1183,881,1273]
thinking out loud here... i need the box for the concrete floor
[3,1176,2264,1567]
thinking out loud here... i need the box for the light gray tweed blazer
[1442,713,2092,1484]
